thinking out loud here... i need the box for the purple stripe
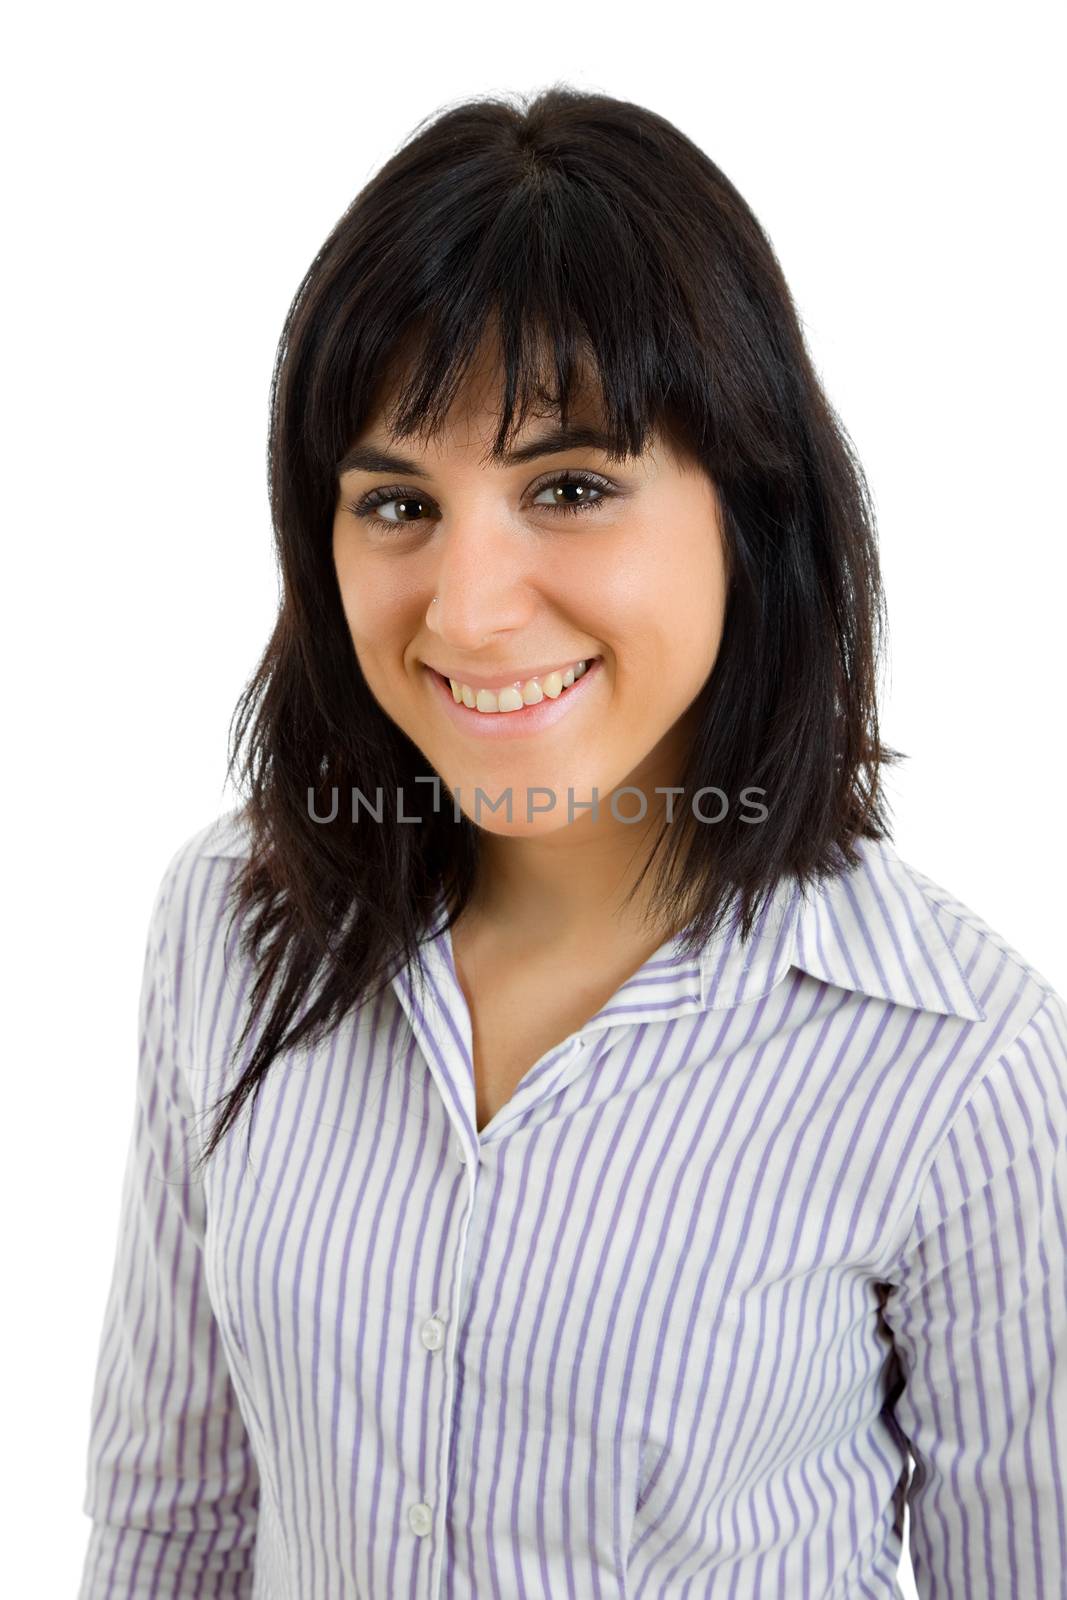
[76,820,1067,1599]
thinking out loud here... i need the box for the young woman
[78,86,1066,1599]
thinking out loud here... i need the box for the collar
[680,837,984,1022]
[787,836,986,1022]
[203,807,985,1026]
[416,835,984,1036]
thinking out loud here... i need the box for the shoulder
[909,849,1067,1154]
[160,805,252,879]
[143,807,254,1012]
[885,838,1064,1032]
[151,804,251,901]
[800,833,1063,1026]
[798,838,1067,1259]
[852,836,1066,1155]
[796,833,1065,1129]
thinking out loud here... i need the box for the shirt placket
[386,920,710,1595]
[390,926,494,1594]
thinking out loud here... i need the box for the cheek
[619,600,722,744]
[333,538,416,647]
[332,528,362,635]
[661,530,728,661]
[595,532,726,688]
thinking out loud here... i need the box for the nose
[424,518,537,650]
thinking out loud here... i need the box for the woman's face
[331,350,729,839]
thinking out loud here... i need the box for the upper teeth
[448,659,590,713]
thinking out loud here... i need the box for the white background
[4,3,1063,1594]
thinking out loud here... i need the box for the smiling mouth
[436,658,598,714]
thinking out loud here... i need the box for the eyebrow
[336,423,627,479]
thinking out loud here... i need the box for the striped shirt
[77,810,1067,1599]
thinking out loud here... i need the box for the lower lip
[423,658,603,739]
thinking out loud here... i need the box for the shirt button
[457,1142,467,1164]
[420,1316,445,1351]
[408,1501,433,1537]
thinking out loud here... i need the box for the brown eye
[531,477,607,515]
[381,498,426,523]
[529,470,615,518]
[346,485,434,528]
[348,469,616,535]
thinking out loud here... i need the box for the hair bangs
[311,121,707,479]
[370,308,660,472]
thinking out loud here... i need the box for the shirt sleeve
[879,988,1067,1598]
[77,862,260,1598]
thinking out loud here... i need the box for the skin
[331,334,730,968]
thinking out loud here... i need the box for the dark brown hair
[192,83,904,1174]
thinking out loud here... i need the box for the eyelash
[344,469,615,532]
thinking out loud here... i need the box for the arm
[880,990,1067,1597]
[78,861,260,1598]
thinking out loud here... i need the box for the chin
[453,774,613,835]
